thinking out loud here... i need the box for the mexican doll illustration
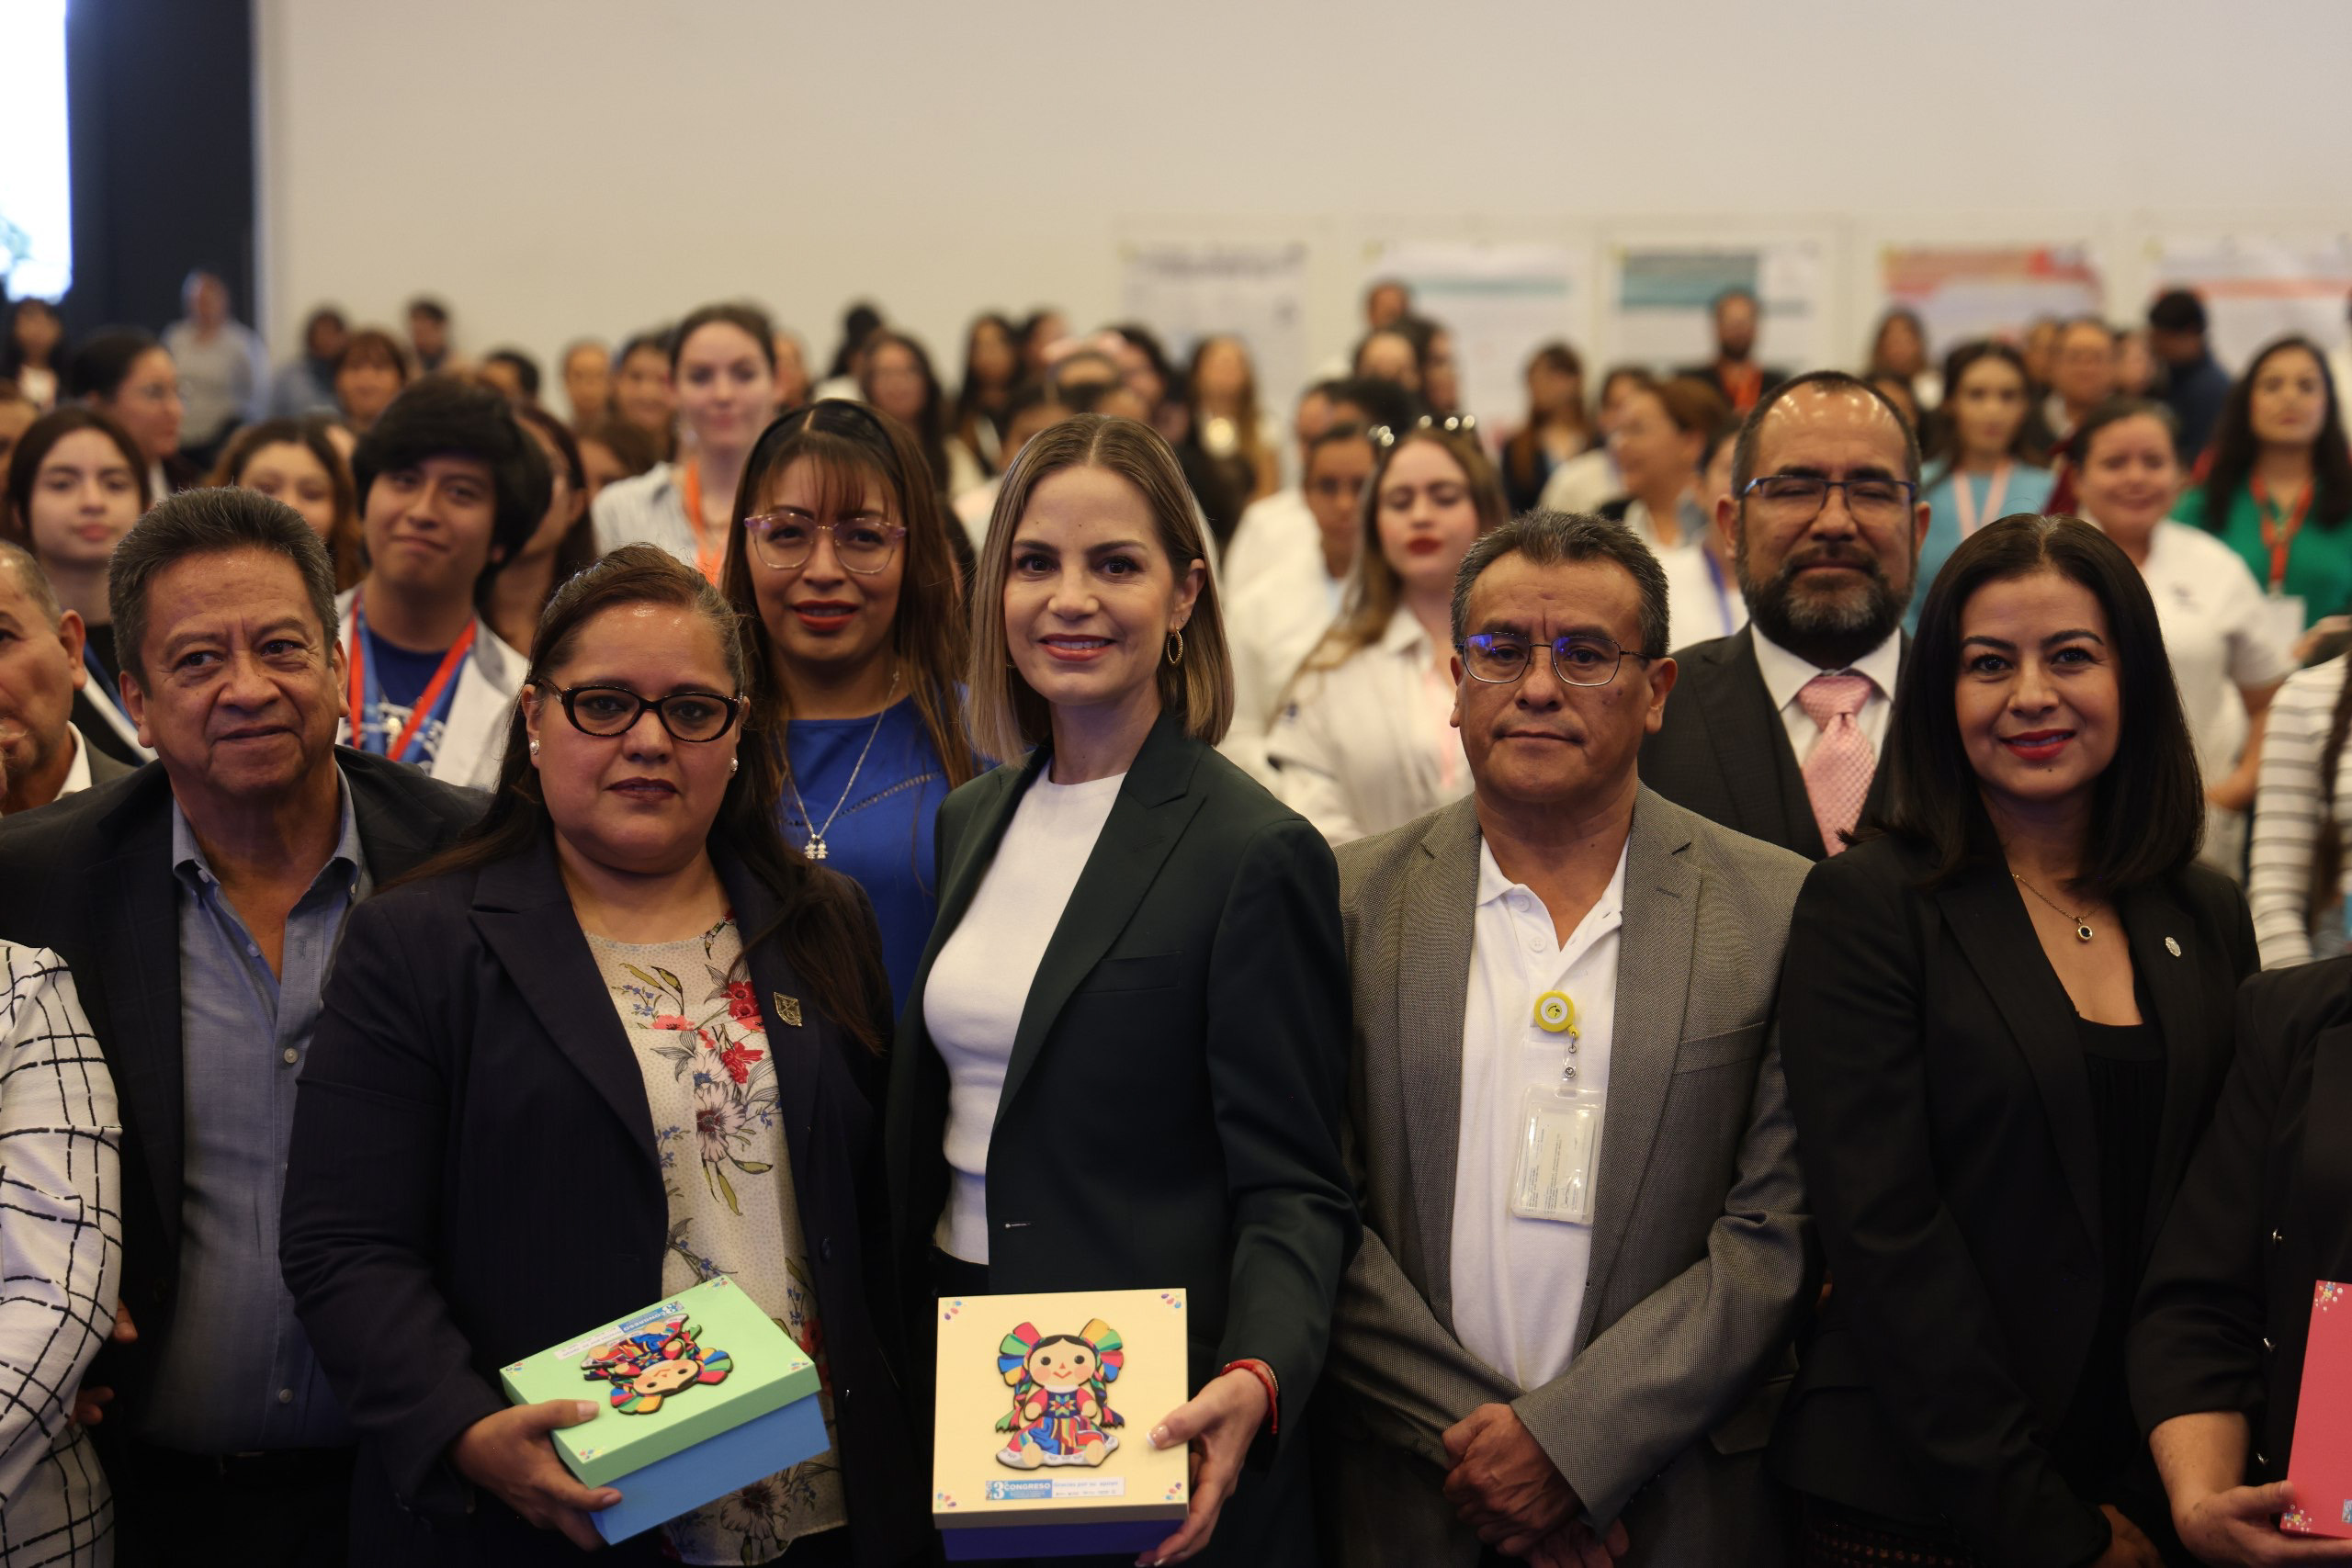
[994,1318,1125,1468]
[581,1316,734,1414]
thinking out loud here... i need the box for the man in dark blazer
[0,490,481,1566]
[1325,512,1815,1566]
[1641,370,1928,860]
[0,540,138,812]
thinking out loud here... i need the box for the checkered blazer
[0,944,120,1567]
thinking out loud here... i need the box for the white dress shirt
[1219,549,1347,786]
[53,724,93,800]
[2131,519,2297,876]
[1536,448,1622,516]
[1266,604,1469,846]
[590,462,695,566]
[1450,838,1627,1391]
[922,770,1123,1264]
[1750,624,1903,768]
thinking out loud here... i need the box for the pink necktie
[1796,672,1875,856]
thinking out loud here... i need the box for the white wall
[256,0,2352,400]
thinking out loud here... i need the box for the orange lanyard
[1722,362,1763,412]
[346,594,477,764]
[2254,475,2312,594]
[679,463,725,586]
[1951,462,2011,539]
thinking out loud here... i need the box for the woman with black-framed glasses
[721,399,981,1011]
[282,545,922,1567]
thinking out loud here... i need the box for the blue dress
[1908,462,2057,632]
[779,698,957,1015]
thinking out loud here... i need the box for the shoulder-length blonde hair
[1305,423,1508,673]
[967,413,1234,763]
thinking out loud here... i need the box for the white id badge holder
[1510,1082,1603,1224]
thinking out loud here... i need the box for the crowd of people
[3,263,2352,1568]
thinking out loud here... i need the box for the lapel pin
[2165,937,2182,957]
[772,992,803,1026]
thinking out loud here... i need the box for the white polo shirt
[1448,836,1627,1391]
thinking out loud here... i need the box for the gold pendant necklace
[2012,873,2096,943]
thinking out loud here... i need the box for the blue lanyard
[82,640,134,722]
[1702,547,1735,637]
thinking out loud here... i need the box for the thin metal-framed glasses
[1739,473,1918,522]
[742,510,909,574]
[1455,633,1657,687]
[543,683,746,742]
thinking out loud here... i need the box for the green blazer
[885,710,1357,1561]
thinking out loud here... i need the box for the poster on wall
[1878,244,2103,358]
[1116,241,1310,419]
[1356,239,1590,434]
[2150,234,2352,372]
[1604,239,1829,376]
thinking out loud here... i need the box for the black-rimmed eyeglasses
[542,684,746,742]
[1455,634,1657,687]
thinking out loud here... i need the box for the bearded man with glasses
[1640,371,1930,862]
[1322,509,1815,1567]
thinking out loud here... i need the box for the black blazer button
[820,1236,835,1263]
[2263,1336,2276,1352]
[2272,1228,2286,1246]
[2257,1451,2270,1468]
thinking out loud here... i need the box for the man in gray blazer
[1325,510,1815,1567]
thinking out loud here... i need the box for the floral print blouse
[590,914,845,1562]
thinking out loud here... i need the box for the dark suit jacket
[278,833,922,1567]
[1640,626,1897,861]
[82,740,136,787]
[2131,955,2352,1482]
[1770,833,2256,1568]
[0,749,481,1416]
[884,713,1358,1564]
[1678,361,1791,411]
[70,692,143,767]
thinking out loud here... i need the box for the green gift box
[499,1274,826,1542]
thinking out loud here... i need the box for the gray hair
[0,541,63,629]
[109,488,340,682]
[1451,509,1671,658]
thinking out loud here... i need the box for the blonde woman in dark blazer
[885,413,1357,1565]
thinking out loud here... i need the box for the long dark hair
[207,416,362,590]
[2199,335,2352,531]
[1923,341,2051,474]
[1871,513,2204,897]
[401,544,888,1051]
[719,399,977,796]
[2,405,151,542]
[858,332,952,493]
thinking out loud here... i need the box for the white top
[1657,541,1747,652]
[1219,547,1347,787]
[1266,604,1470,846]
[954,476,1001,560]
[2249,655,2352,967]
[1751,624,1903,766]
[2130,519,2297,876]
[924,770,1125,1263]
[1536,447,1622,515]
[1220,487,1317,595]
[590,461,697,567]
[1450,838,1627,1391]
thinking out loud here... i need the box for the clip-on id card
[1511,1086,1602,1224]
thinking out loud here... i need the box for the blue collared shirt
[137,773,368,1453]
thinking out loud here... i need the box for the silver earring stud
[528,739,540,759]
[729,756,739,776]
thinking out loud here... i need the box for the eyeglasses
[1740,474,1917,524]
[542,683,746,742]
[1456,633,1657,687]
[742,511,908,574]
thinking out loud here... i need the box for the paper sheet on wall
[1117,241,1310,417]
[1605,240,1828,373]
[1878,244,2103,357]
[1357,240,1589,433]
[2151,234,2352,372]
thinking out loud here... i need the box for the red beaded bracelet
[1219,1359,1281,1437]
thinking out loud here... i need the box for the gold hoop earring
[1166,629,1184,666]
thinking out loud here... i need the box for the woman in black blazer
[884,413,1356,1566]
[1771,516,2257,1568]
[280,547,921,1567]
[2132,956,2352,1562]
